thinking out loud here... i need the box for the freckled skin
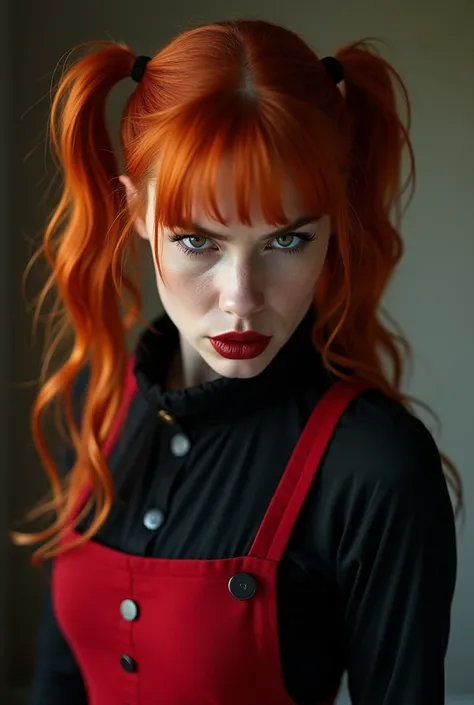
[120,160,331,387]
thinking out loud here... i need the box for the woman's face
[122,161,331,383]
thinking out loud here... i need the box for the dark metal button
[120,654,137,673]
[143,508,165,531]
[228,573,257,600]
[120,599,139,622]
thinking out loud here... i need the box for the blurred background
[0,0,473,703]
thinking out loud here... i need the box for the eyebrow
[189,214,321,241]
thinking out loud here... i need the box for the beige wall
[3,0,473,697]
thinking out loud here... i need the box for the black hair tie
[131,55,151,83]
[321,56,344,85]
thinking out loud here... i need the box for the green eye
[187,236,207,249]
[275,234,296,248]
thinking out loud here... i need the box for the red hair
[12,19,462,564]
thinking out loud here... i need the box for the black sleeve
[334,393,457,705]
[28,570,88,705]
[28,366,91,705]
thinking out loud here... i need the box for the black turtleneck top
[29,311,457,705]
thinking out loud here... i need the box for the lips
[211,331,270,343]
[209,331,272,360]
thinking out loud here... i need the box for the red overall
[53,356,370,705]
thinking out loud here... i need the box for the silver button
[120,599,139,621]
[143,509,165,531]
[170,433,191,457]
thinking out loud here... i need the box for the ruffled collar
[133,306,326,426]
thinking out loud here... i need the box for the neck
[165,335,221,390]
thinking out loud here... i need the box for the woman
[15,18,459,705]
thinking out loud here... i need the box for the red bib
[53,357,370,705]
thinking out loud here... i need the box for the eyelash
[169,232,318,258]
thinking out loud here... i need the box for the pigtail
[315,39,415,393]
[339,40,415,222]
[13,43,143,562]
[317,40,462,511]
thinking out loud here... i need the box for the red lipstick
[209,331,272,360]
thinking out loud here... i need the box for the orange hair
[12,18,462,564]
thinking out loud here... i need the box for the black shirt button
[228,573,257,600]
[120,654,137,673]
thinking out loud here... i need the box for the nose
[218,258,265,319]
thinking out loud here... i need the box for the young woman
[15,17,460,705]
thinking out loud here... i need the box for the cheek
[267,265,316,313]
[154,246,215,315]
[267,238,330,307]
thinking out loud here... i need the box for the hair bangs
[144,93,347,234]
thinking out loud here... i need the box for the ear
[119,174,149,240]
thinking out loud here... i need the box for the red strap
[68,354,138,524]
[249,379,374,562]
